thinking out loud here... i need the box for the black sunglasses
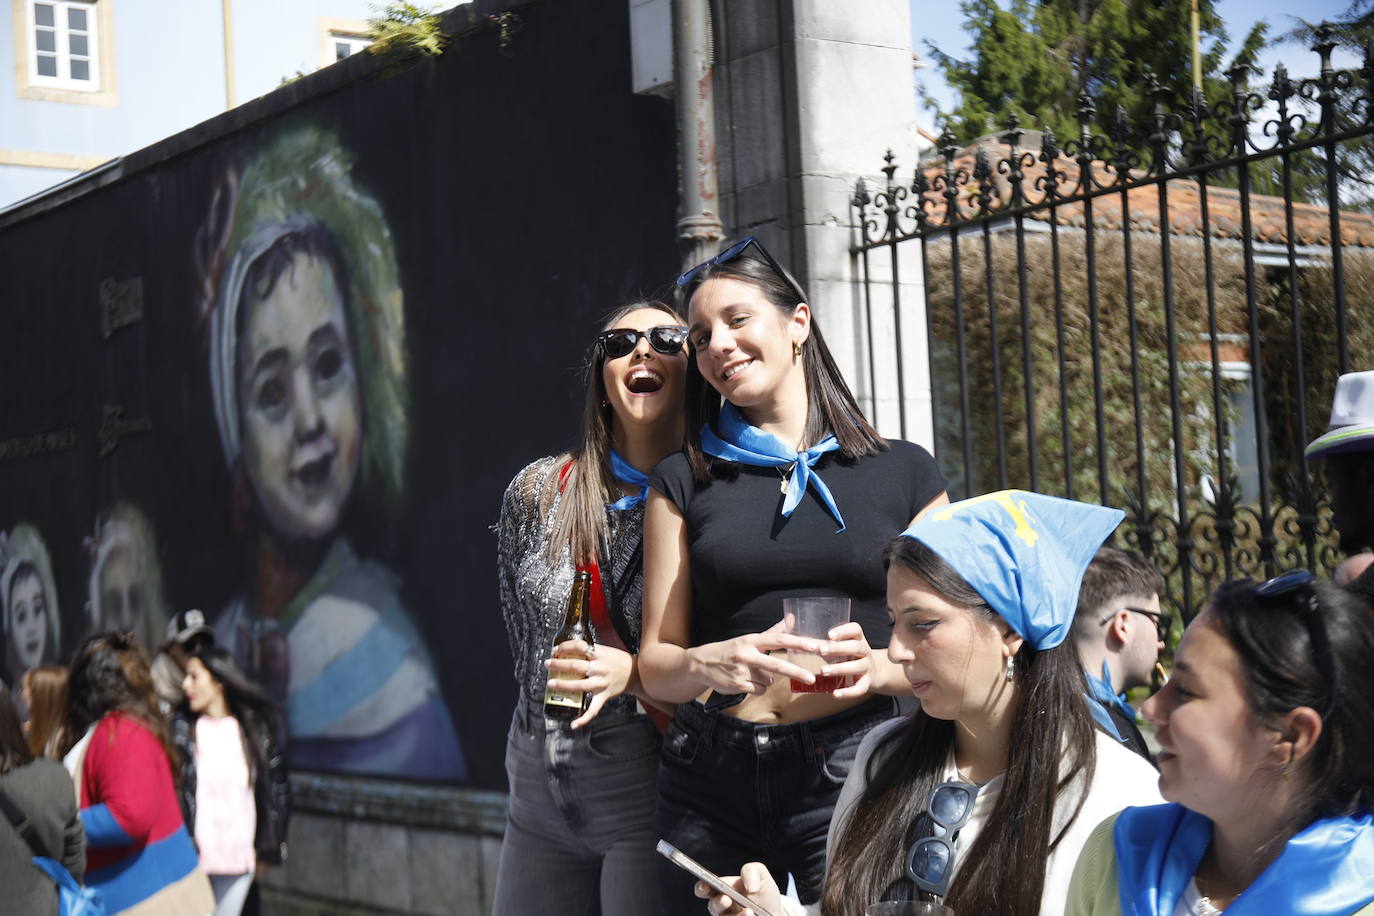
[1253,569,1338,720]
[596,325,688,360]
[675,236,805,303]
[878,780,978,902]
[1101,606,1174,643]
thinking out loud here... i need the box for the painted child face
[238,251,363,542]
[98,546,147,635]
[9,571,48,671]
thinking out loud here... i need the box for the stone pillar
[712,0,932,447]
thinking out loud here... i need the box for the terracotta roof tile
[911,139,1374,248]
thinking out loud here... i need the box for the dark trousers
[493,698,662,915]
[655,696,896,914]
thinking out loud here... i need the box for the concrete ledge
[290,771,508,835]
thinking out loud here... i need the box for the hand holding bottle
[546,639,634,729]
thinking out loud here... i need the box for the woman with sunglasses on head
[698,492,1163,916]
[639,238,950,913]
[492,301,689,915]
[1067,572,1374,916]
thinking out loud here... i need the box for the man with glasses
[1071,547,1167,763]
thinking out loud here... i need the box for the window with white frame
[29,0,99,90]
[331,32,371,62]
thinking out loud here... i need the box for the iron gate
[851,29,1374,621]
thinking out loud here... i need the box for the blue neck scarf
[1087,660,1137,720]
[699,403,845,532]
[1114,804,1374,916]
[606,449,650,511]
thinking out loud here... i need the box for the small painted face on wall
[9,569,48,672]
[238,252,363,542]
[97,546,147,634]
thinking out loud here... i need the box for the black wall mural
[0,0,679,789]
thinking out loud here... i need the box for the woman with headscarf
[193,127,463,781]
[1067,571,1374,916]
[699,491,1164,916]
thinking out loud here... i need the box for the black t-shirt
[650,440,946,649]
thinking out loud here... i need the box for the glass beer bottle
[543,570,595,721]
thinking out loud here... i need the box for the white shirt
[193,716,257,876]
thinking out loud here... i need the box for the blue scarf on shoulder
[1085,661,1135,742]
[1114,803,1374,916]
[699,403,845,531]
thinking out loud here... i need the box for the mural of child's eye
[256,376,288,414]
[315,345,344,385]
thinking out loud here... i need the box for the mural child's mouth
[294,452,335,489]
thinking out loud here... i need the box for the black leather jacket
[172,709,291,864]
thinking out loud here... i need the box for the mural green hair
[222,126,409,517]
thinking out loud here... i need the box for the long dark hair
[0,682,34,775]
[64,631,177,770]
[821,537,1098,916]
[548,300,684,565]
[188,647,282,778]
[679,247,885,482]
[1208,579,1374,826]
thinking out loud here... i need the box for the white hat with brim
[1306,370,1374,459]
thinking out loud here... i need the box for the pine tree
[924,0,1267,156]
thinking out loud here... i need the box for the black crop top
[650,440,946,649]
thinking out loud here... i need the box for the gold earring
[793,341,802,359]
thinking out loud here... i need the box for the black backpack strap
[0,785,47,857]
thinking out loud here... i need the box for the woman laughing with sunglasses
[1067,571,1374,916]
[639,238,949,913]
[700,493,1163,916]
[492,301,688,915]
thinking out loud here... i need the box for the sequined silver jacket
[497,455,646,710]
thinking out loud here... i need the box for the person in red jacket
[62,631,214,915]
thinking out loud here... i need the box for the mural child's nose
[291,368,325,440]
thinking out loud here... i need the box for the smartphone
[656,840,779,916]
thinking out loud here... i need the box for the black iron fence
[851,29,1374,621]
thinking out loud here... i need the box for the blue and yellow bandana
[900,490,1124,650]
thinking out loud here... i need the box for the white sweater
[789,718,1163,916]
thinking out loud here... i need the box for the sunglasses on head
[1253,568,1338,720]
[596,325,688,360]
[675,236,805,304]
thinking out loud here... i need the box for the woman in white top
[700,491,1162,916]
[176,648,290,916]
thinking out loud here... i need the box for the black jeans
[655,695,897,914]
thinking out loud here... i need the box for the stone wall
[259,775,507,915]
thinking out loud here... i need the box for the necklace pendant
[778,461,795,494]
